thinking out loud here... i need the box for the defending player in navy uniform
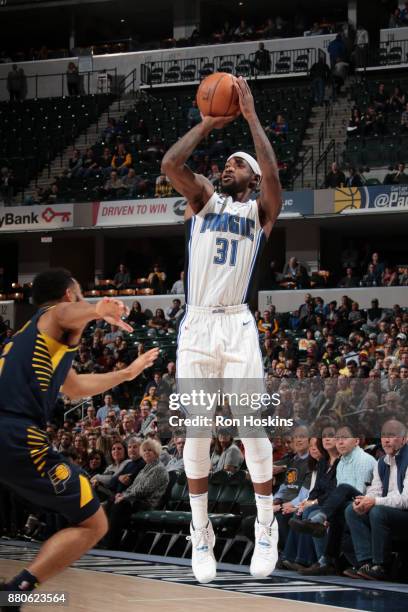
[0,269,158,610]
[162,78,282,583]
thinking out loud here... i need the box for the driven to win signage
[0,204,74,231]
[93,191,314,227]
[334,184,408,213]
[93,198,187,227]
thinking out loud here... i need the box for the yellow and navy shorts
[0,418,100,524]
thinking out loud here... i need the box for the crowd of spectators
[0,13,341,65]
[1,284,408,581]
[347,82,408,140]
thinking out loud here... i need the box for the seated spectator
[210,430,243,473]
[282,257,310,289]
[99,147,114,176]
[373,83,389,113]
[102,171,126,199]
[207,163,221,188]
[399,266,408,286]
[155,174,173,198]
[324,162,346,188]
[111,143,132,176]
[24,187,45,206]
[147,264,166,291]
[258,309,279,335]
[77,148,99,178]
[105,438,169,548]
[108,437,145,493]
[362,263,380,287]
[122,168,144,197]
[348,301,365,329]
[170,270,185,295]
[166,436,185,472]
[187,100,201,128]
[43,183,60,204]
[234,19,253,39]
[96,393,120,422]
[266,114,288,139]
[388,86,405,111]
[148,308,168,332]
[382,266,398,287]
[345,167,363,187]
[161,361,176,395]
[362,105,385,136]
[344,419,408,580]
[67,149,82,178]
[133,119,148,144]
[287,427,340,574]
[103,325,123,350]
[102,118,121,144]
[289,424,377,574]
[127,301,147,326]
[137,399,157,437]
[401,1,408,26]
[274,426,311,548]
[347,108,362,134]
[389,7,402,27]
[391,162,408,184]
[90,440,130,496]
[281,435,336,572]
[253,42,271,73]
[87,450,107,478]
[338,267,360,288]
[166,298,183,329]
[113,263,131,290]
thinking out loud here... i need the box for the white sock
[255,493,274,526]
[189,492,209,529]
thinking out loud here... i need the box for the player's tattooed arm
[235,77,282,236]
[161,116,232,214]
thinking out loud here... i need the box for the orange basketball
[196,72,240,117]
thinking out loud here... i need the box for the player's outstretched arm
[61,348,159,399]
[234,77,282,235]
[161,116,232,213]
[49,297,133,333]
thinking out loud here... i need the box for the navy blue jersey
[0,306,78,426]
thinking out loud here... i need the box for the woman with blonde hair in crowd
[105,438,169,548]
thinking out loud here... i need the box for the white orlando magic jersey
[185,192,266,307]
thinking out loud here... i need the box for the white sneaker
[250,518,279,578]
[187,521,216,583]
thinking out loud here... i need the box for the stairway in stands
[22,96,137,203]
[294,78,355,190]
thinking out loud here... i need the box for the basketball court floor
[1,540,407,612]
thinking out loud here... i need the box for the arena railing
[314,138,336,188]
[290,145,314,189]
[140,57,210,86]
[0,67,118,99]
[359,39,408,71]
[140,47,319,86]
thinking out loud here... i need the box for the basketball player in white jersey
[162,77,282,583]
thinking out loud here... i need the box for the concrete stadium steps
[22,97,137,202]
[293,85,354,190]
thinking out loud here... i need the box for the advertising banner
[334,184,408,213]
[0,204,74,231]
[94,190,315,227]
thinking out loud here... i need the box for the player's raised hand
[95,297,133,332]
[123,347,160,381]
[234,77,256,121]
[201,114,238,131]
